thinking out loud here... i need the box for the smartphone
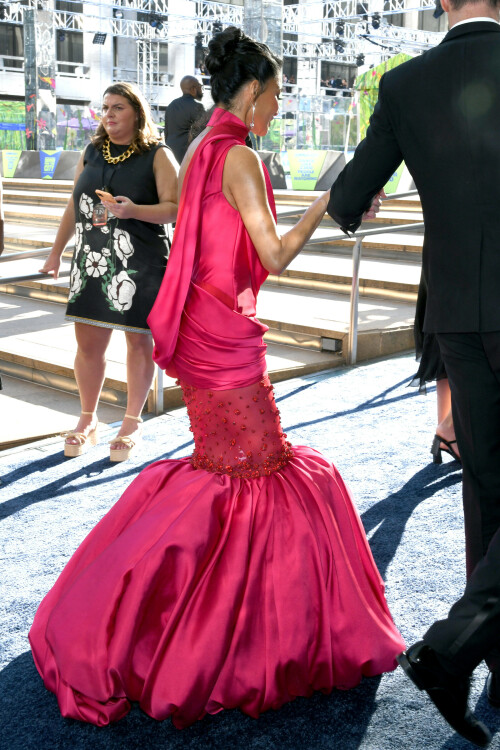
[95,189,117,204]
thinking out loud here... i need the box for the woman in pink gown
[29,27,404,730]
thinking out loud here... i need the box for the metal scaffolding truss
[137,38,160,106]
[283,0,436,25]
[0,0,242,42]
[0,0,441,58]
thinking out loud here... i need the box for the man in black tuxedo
[327,0,500,743]
[164,76,205,165]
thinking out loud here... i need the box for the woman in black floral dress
[41,83,178,460]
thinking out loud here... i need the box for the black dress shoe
[397,642,491,747]
[487,670,500,708]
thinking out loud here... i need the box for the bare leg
[66,322,112,445]
[436,378,460,458]
[110,332,154,451]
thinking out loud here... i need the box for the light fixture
[113,9,124,19]
[93,32,107,45]
[334,39,345,54]
[212,20,223,35]
[57,30,66,42]
[356,53,365,66]
[149,15,164,29]
[335,22,344,36]
[371,13,381,29]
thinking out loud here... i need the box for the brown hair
[92,82,160,153]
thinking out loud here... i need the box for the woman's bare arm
[223,146,329,275]
[39,151,86,279]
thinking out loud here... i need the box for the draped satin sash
[147,109,254,377]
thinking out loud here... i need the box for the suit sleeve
[327,74,404,234]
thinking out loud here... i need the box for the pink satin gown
[29,108,405,729]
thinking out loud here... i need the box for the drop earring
[249,103,255,129]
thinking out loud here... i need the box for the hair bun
[205,26,243,75]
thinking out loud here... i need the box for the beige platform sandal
[109,414,143,463]
[62,411,99,458]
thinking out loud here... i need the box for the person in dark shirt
[164,76,205,165]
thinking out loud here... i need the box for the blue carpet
[1,353,499,750]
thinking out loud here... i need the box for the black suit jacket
[328,22,500,333]
[164,94,205,165]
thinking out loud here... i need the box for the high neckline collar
[207,107,249,136]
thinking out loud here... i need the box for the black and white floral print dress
[66,142,171,333]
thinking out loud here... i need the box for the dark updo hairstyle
[205,26,282,107]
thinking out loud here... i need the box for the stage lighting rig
[356,54,365,66]
[149,15,164,30]
[93,32,107,45]
[335,21,344,36]
[212,20,223,35]
[113,9,124,19]
[371,13,381,29]
[334,39,345,54]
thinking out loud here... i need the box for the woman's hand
[363,189,386,221]
[102,196,137,220]
[39,249,62,280]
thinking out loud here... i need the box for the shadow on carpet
[1,651,381,750]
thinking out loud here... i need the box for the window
[0,23,23,68]
[57,30,83,63]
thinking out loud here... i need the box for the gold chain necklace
[102,138,135,164]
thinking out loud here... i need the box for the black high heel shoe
[431,434,461,464]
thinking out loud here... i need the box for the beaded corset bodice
[180,375,293,478]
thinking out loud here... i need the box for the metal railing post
[347,236,363,366]
[153,364,164,416]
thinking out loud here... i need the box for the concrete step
[3,189,71,208]
[0,373,126,451]
[1,243,419,342]
[5,203,65,228]
[266,251,420,301]
[258,284,415,360]
[0,293,343,442]
[2,177,73,193]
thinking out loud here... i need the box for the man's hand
[363,189,386,221]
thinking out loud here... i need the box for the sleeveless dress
[29,109,405,730]
[65,142,171,333]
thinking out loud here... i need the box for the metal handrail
[0,271,71,284]
[0,246,165,415]
[0,247,54,263]
[309,219,424,245]
[1,193,424,410]
[342,219,424,365]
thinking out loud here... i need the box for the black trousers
[437,332,500,577]
[424,524,500,675]
[425,332,500,673]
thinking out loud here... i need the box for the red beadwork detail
[179,375,293,478]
